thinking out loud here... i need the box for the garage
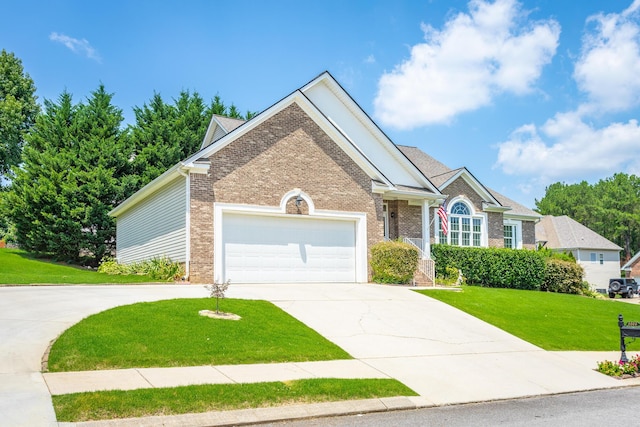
[221,213,357,283]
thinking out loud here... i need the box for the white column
[422,200,430,259]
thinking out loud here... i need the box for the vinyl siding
[116,176,187,264]
[576,249,621,290]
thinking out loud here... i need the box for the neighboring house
[622,252,640,278]
[110,72,539,284]
[536,215,622,289]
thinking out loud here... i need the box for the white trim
[213,190,368,283]
[422,200,431,258]
[300,72,440,194]
[439,169,500,207]
[185,173,191,278]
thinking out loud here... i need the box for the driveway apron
[227,283,619,405]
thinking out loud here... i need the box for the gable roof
[536,215,622,251]
[623,251,640,270]
[112,72,445,217]
[200,114,246,150]
[398,145,540,219]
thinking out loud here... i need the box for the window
[504,225,515,249]
[590,252,596,263]
[440,201,484,247]
[599,253,604,265]
[503,220,522,249]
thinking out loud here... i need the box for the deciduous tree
[0,50,39,182]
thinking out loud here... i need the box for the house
[622,252,640,278]
[110,72,539,284]
[535,215,622,289]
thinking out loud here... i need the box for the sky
[3,0,640,210]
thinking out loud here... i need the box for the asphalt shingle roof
[398,145,539,217]
[536,215,622,251]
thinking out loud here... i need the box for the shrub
[370,240,419,284]
[541,258,586,294]
[98,256,184,281]
[97,258,133,275]
[431,244,545,290]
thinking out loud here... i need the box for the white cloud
[574,1,640,112]
[373,0,559,129]
[495,1,640,184]
[365,54,376,64]
[495,112,640,180]
[49,32,101,62]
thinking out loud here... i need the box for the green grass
[47,298,351,372]
[418,286,640,351]
[0,248,154,284]
[53,378,417,422]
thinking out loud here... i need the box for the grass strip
[47,298,351,372]
[53,378,416,422]
[0,248,154,284]
[418,286,640,351]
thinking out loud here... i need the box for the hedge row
[432,244,545,290]
[431,244,584,294]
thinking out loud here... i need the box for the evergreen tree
[5,86,133,263]
[129,91,210,187]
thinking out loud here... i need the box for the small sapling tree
[204,280,230,314]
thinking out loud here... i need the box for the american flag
[437,201,448,235]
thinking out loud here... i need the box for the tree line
[535,173,640,261]
[0,49,254,264]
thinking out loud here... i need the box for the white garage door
[222,213,357,283]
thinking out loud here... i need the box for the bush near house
[432,245,588,295]
[370,240,418,284]
[98,256,184,281]
[541,258,587,294]
[432,245,545,290]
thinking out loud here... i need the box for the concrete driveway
[0,283,621,426]
[226,284,618,404]
[0,285,207,426]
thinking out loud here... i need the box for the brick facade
[188,102,384,283]
[522,221,536,249]
[386,200,422,240]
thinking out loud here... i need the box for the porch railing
[402,237,435,286]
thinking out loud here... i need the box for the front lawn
[0,248,154,284]
[419,286,640,351]
[47,298,351,372]
[53,379,417,422]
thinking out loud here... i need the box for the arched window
[439,200,484,247]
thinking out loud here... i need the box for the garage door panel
[222,214,356,283]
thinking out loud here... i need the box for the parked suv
[609,278,639,299]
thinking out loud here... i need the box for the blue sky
[3,0,640,209]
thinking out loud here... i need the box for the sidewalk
[46,351,640,427]
[43,359,390,395]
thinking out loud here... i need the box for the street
[263,387,640,427]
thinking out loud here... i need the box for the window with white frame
[504,224,515,249]
[439,201,484,247]
[590,252,596,263]
[503,219,522,249]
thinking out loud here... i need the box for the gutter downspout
[177,165,190,280]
